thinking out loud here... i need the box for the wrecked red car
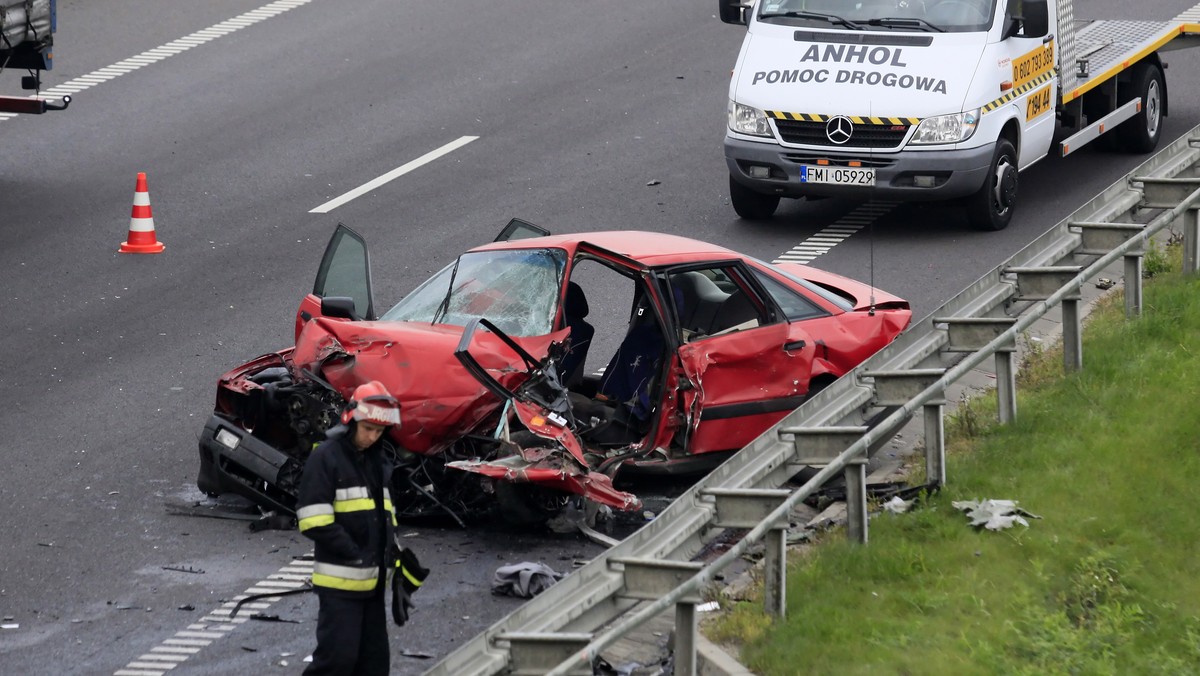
[196,220,912,525]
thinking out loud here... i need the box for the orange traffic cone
[119,172,165,254]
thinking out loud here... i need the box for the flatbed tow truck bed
[1057,3,1200,153]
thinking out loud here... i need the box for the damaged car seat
[559,281,594,388]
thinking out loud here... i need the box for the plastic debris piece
[883,496,912,514]
[400,650,434,659]
[1096,277,1115,290]
[697,601,720,612]
[1,623,18,630]
[646,180,661,186]
[952,499,1041,531]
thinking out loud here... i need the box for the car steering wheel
[926,0,988,22]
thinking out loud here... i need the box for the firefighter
[297,380,427,676]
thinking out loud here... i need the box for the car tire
[729,175,780,220]
[966,137,1018,231]
[1116,61,1165,154]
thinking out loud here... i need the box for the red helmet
[340,380,401,427]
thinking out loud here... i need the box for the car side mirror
[321,296,360,320]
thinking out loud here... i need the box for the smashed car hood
[292,317,559,453]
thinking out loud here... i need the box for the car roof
[470,230,743,266]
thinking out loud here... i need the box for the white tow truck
[719,0,1200,229]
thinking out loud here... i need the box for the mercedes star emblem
[825,116,854,145]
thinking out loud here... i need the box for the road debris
[952,499,1041,530]
[162,565,205,574]
[492,562,564,598]
[883,496,912,514]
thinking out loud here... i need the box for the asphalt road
[2,0,1199,673]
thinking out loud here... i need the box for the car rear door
[294,223,375,342]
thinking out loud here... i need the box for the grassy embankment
[707,242,1200,675]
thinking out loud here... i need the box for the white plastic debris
[952,499,1041,531]
[883,496,911,514]
[697,601,720,612]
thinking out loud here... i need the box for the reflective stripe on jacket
[295,429,397,597]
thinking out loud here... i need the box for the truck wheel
[729,175,780,220]
[1116,61,1165,154]
[966,138,1017,231]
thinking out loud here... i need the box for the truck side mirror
[719,0,748,25]
[1009,0,1049,38]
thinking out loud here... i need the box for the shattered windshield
[380,248,567,336]
[758,0,995,32]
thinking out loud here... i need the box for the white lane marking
[0,0,314,124]
[309,135,481,213]
[773,202,897,264]
[112,558,314,676]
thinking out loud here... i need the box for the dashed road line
[112,558,314,676]
[0,0,314,124]
[308,135,481,213]
[773,201,897,264]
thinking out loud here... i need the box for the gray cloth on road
[492,562,565,598]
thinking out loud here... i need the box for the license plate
[800,165,875,186]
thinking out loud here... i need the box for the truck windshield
[759,0,994,33]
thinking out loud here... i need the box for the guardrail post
[1006,266,1084,373]
[1072,222,1145,319]
[610,558,705,676]
[1124,251,1143,318]
[861,369,947,486]
[924,400,946,486]
[778,426,872,545]
[703,488,791,616]
[1185,207,1200,275]
[495,632,594,675]
[844,458,869,544]
[1061,298,1083,372]
[935,317,1018,423]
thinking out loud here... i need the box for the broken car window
[379,248,567,336]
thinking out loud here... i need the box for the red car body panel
[290,315,562,455]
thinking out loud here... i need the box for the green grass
[707,248,1200,675]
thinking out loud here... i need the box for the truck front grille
[773,119,911,149]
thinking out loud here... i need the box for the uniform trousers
[303,589,389,675]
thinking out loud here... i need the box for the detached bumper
[724,136,993,202]
[196,414,297,515]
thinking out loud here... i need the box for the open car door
[294,224,376,341]
[493,218,550,242]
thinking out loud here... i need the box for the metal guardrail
[425,124,1200,676]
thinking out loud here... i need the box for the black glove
[390,546,429,626]
[392,581,413,626]
[397,547,429,594]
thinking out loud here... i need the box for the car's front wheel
[729,175,780,220]
[966,138,1018,231]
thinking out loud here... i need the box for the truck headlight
[909,109,979,144]
[729,100,773,137]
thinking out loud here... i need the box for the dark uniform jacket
[296,429,397,597]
